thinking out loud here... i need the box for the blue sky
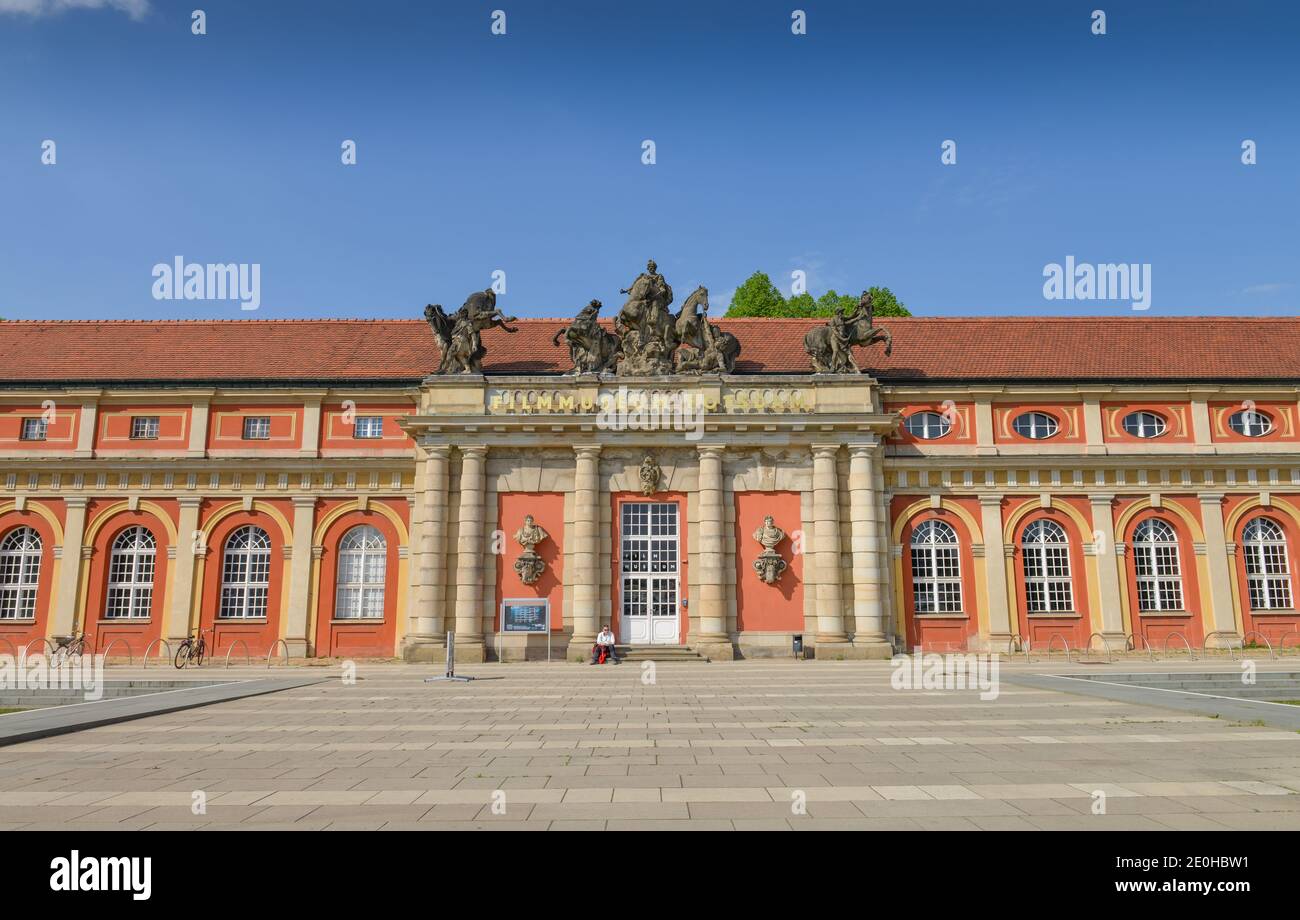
[1,0,1297,320]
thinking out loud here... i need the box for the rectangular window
[242,416,271,440]
[130,416,159,440]
[20,418,47,441]
[353,416,384,439]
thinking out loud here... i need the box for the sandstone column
[164,496,203,643]
[812,443,849,655]
[453,445,488,663]
[283,496,317,657]
[848,441,890,657]
[1199,492,1241,642]
[979,494,1013,648]
[566,445,601,660]
[403,445,450,661]
[1088,494,1127,648]
[694,444,733,659]
[48,497,88,636]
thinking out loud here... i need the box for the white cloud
[1240,282,1294,296]
[0,0,150,19]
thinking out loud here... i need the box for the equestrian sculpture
[804,290,893,374]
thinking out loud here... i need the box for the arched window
[335,525,386,619]
[1022,519,1073,612]
[106,526,155,618]
[910,520,962,613]
[1242,517,1293,610]
[0,527,42,620]
[1132,519,1183,611]
[220,526,271,619]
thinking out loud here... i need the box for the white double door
[619,502,680,645]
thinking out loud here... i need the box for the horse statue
[672,286,741,374]
[804,290,892,374]
[552,299,621,374]
[426,289,519,374]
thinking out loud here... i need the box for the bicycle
[50,633,87,667]
[174,629,208,669]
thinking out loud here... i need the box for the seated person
[590,625,620,664]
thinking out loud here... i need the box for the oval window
[1228,409,1273,437]
[1122,411,1167,439]
[904,411,951,440]
[1012,411,1059,440]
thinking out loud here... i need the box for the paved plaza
[3,659,1300,830]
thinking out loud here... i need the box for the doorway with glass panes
[618,501,680,645]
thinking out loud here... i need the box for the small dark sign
[502,600,550,633]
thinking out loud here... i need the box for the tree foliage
[723,271,910,318]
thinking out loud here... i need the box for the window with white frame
[335,525,386,619]
[219,526,271,618]
[1021,519,1073,612]
[242,416,271,440]
[1242,516,1293,610]
[1228,409,1273,438]
[1012,411,1059,440]
[20,418,47,441]
[910,520,962,613]
[903,411,951,440]
[353,416,384,439]
[130,416,160,440]
[1122,411,1167,439]
[0,527,41,620]
[105,526,155,618]
[1131,518,1183,611]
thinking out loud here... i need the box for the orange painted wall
[95,406,190,453]
[320,403,416,455]
[82,503,176,656]
[1101,402,1194,445]
[992,403,1085,445]
[1006,497,1093,648]
[734,491,803,632]
[0,407,79,453]
[313,504,403,657]
[892,499,981,651]
[1225,494,1300,641]
[197,500,293,657]
[207,404,304,452]
[494,492,564,631]
[1209,401,1300,444]
[1114,497,1206,647]
[0,509,59,652]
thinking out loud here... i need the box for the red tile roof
[0,316,1296,385]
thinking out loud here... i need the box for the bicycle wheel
[193,639,205,668]
[173,644,191,669]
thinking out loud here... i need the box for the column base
[691,636,735,661]
[567,634,597,662]
[812,634,852,659]
[452,638,486,664]
[1094,631,1129,652]
[1203,632,1242,650]
[400,635,448,663]
[849,636,894,660]
[281,638,310,660]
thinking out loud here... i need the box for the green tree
[724,272,910,317]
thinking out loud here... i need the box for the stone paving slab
[3,660,1300,829]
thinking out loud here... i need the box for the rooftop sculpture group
[427,260,891,376]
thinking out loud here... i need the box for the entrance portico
[399,373,899,662]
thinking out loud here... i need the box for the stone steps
[1070,671,1300,701]
[614,645,710,662]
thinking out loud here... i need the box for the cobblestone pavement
[3,660,1299,830]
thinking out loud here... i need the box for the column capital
[977,493,1004,507]
[696,444,726,459]
[1089,493,1116,505]
[573,444,602,459]
[1199,492,1226,503]
[291,495,318,509]
[62,496,89,510]
[846,438,880,454]
[459,444,489,459]
[423,444,452,459]
[811,443,842,459]
[177,496,204,510]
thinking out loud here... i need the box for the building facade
[2,315,1299,662]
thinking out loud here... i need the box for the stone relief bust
[513,514,549,586]
[752,514,788,585]
[638,455,662,496]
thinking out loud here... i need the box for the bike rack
[1203,630,1242,660]
[266,639,290,668]
[1126,633,1157,661]
[0,637,17,660]
[1045,633,1072,663]
[1085,631,1113,664]
[1162,631,1195,660]
[1279,631,1300,655]
[142,638,172,670]
[22,637,55,659]
[224,640,251,669]
[1004,633,1030,660]
[99,638,133,666]
[1241,630,1277,660]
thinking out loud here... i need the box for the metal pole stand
[424,631,473,683]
